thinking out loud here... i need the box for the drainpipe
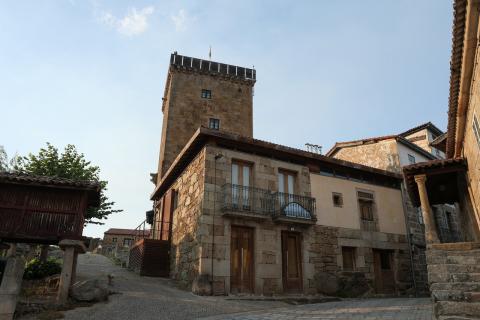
[400,182,418,297]
[211,153,223,295]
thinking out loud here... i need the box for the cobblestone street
[58,254,432,320]
[199,298,432,320]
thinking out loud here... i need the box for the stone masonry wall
[463,42,480,235]
[200,145,311,295]
[310,226,413,297]
[427,243,480,319]
[403,129,433,154]
[168,148,206,289]
[332,142,429,295]
[334,139,401,173]
[157,70,254,179]
[403,186,429,296]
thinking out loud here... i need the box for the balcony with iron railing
[272,192,316,224]
[221,184,316,224]
[221,184,273,220]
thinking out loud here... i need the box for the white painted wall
[396,142,432,166]
[310,173,406,235]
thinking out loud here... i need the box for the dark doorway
[373,249,395,294]
[281,231,303,293]
[230,226,254,293]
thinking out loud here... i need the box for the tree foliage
[0,146,7,172]
[14,143,122,225]
[0,146,20,172]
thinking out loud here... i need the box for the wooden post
[414,174,439,244]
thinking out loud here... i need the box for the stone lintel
[59,239,86,254]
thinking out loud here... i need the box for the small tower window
[209,118,220,130]
[201,89,212,99]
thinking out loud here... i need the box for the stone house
[103,228,149,253]
[148,53,416,296]
[403,0,480,318]
[326,123,461,295]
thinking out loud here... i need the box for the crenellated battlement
[169,52,256,82]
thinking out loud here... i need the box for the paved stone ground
[61,253,288,320]
[199,298,433,320]
[34,253,431,320]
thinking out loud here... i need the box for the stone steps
[431,282,480,292]
[432,290,480,302]
[427,245,480,319]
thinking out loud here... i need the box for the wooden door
[373,250,395,294]
[281,231,303,293]
[230,226,254,293]
[160,190,175,241]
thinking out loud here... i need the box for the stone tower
[157,52,256,180]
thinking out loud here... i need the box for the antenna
[209,45,212,60]
[305,143,322,154]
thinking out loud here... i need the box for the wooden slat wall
[0,184,85,243]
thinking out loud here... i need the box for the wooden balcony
[0,173,100,244]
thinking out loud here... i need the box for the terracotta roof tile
[446,0,468,158]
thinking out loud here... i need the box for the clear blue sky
[0,1,453,238]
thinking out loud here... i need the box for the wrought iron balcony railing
[221,184,274,217]
[221,184,316,222]
[273,192,316,221]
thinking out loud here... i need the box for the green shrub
[23,258,62,280]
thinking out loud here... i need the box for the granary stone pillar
[0,249,25,320]
[5,244,16,258]
[414,174,439,244]
[57,240,86,304]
